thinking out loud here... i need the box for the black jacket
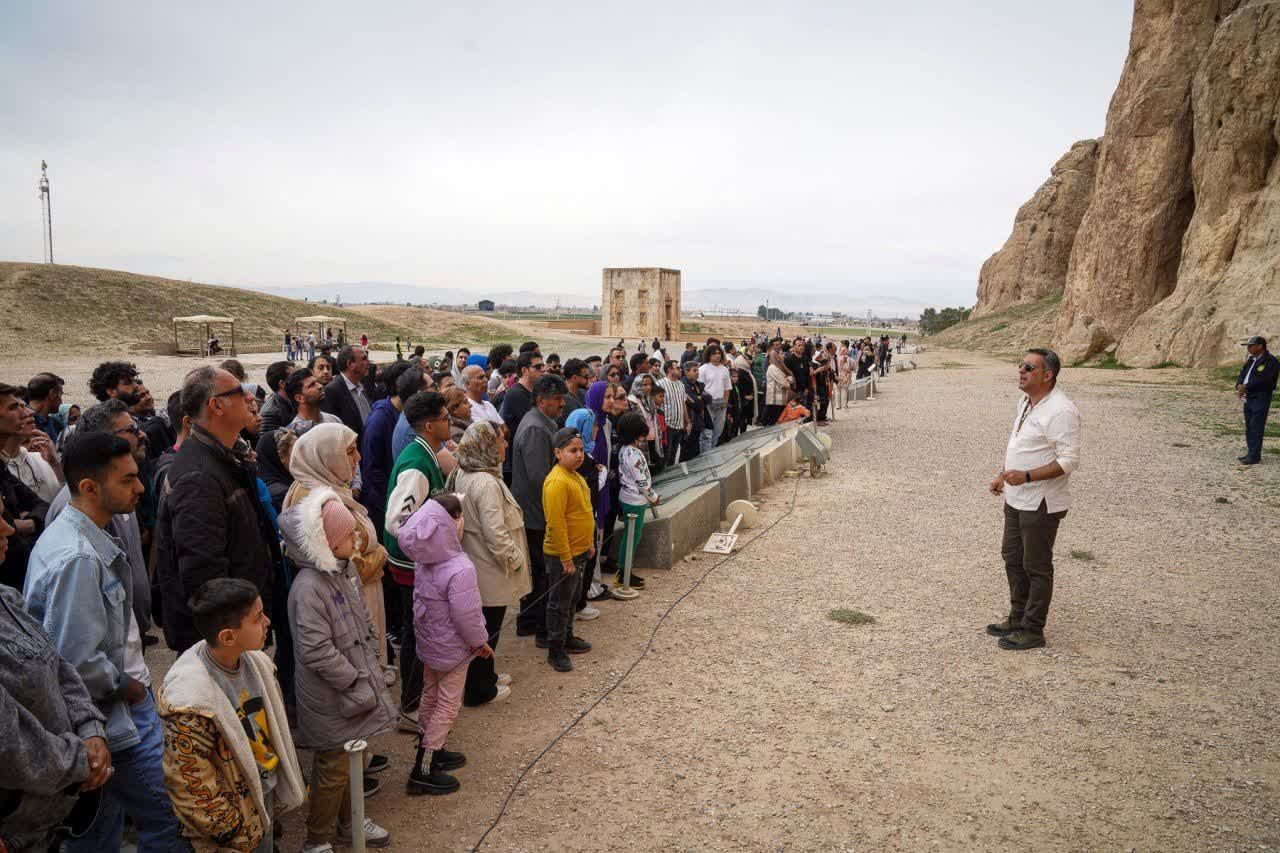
[0,470,48,592]
[320,375,366,440]
[1238,351,1279,398]
[257,391,297,434]
[154,427,275,652]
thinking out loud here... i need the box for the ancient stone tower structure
[601,268,681,341]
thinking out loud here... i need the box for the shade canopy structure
[173,315,236,357]
[294,315,348,344]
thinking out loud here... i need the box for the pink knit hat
[321,500,357,549]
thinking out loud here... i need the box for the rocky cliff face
[1118,2,1280,366]
[971,139,1099,319]
[973,0,1277,366]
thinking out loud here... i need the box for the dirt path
[263,348,1276,850]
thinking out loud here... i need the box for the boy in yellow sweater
[541,427,596,672]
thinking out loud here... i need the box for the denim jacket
[23,505,140,753]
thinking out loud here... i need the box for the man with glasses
[383,390,450,731]
[986,348,1081,651]
[500,351,544,484]
[155,366,275,653]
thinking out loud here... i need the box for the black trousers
[1001,500,1067,634]
[545,552,589,646]
[397,583,423,711]
[816,387,830,422]
[762,403,784,425]
[463,605,506,706]
[1244,394,1272,461]
[517,528,548,638]
[664,429,684,465]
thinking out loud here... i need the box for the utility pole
[38,161,54,263]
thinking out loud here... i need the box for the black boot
[431,745,466,772]
[565,635,592,654]
[407,739,460,796]
[547,641,573,672]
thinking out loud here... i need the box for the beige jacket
[448,467,532,606]
[766,363,793,406]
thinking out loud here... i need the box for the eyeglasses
[114,422,141,437]
[1018,363,1039,373]
[212,386,245,400]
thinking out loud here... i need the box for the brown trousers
[305,748,353,844]
[1001,500,1067,633]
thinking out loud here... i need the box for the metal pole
[344,738,368,853]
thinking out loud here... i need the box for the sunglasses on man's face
[1018,363,1040,373]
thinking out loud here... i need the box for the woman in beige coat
[446,420,531,705]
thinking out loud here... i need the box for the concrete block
[746,451,764,497]
[760,432,796,485]
[715,460,750,515]
[629,481,722,570]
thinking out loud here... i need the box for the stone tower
[601,268,681,341]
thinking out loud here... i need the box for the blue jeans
[68,692,187,853]
[700,399,728,453]
[1244,394,1271,460]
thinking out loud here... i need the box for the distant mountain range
[250,279,963,317]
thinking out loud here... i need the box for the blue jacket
[391,411,415,462]
[1238,351,1279,398]
[360,398,399,527]
[23,505,140,753]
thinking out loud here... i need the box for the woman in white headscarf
[284,422,392,676]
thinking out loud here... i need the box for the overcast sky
[1,2,1132,314]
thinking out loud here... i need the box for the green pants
[615,502,649,573]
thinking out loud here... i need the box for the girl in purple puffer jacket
[396,493,493,796]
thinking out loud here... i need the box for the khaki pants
[305,748,353,844]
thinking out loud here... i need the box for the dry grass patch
[827,608,876,625]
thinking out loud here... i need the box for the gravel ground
[39,346,1280,851]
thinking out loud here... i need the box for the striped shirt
[657,377,687,429]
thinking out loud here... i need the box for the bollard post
[344,738,368,853]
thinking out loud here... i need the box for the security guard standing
[1236,335,1278,465]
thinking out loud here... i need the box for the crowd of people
[0,330,885,852]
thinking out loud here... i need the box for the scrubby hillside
[930,296,1060,359]
[0,262,519,356]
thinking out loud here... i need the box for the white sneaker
[382,666,397,687]
[577,605,601,621]
[490,684,512,703]
[301,845,334,853]
[338,816,391,848]
[496,673,512,687]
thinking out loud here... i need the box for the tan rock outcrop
[1117,3,1280,366]
[971,140,1099,319]
[1054,0,1239,363]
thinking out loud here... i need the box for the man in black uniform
[1236,335,1278,465]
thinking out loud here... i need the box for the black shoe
[985,617,1019,638]
[616,571,645,589]
[998,630,1046,651]
[534,634,551,649]
[430,746,466,772]
[366,754,390,774]
[547,646,573,672]
[565,636,593,654]
[515,624,538,637]
[1239,456,1261,465]
[407,744,460,796]
[363,776,382,798]
[588,584,613,602]
[142,633,160,648]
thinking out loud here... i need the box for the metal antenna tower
[36,161,54,262]
[38,161,54,263]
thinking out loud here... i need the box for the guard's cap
[1243,335,1267,347]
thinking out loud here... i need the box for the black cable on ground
[469,471,807,851]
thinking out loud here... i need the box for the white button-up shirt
[1003,385,1081,513]
[469,396,504,428]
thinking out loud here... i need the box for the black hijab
[255,430,294,514]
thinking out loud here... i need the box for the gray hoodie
[281,487,396,751]
[0,586,106,852]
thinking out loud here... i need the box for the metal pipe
[344,738,368,853]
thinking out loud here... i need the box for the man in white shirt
[462,365,504,428]
[698,346,732,453]
[986,348,1081,651]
